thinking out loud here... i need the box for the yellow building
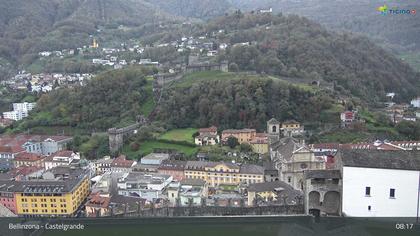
[221,129,256,144]
[247,181,301,206]
[14,170,90,216]
[250,133,269,154]
[184,161,264,187]
[91,38,99,48]
[281,120,304,137]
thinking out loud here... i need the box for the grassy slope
[158,128,198,144]
[139,76,156,116]
[122,140,198,159]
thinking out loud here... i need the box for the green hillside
[203,13,419,102]
[9,67,155,134]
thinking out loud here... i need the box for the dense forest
[202,13,419,102]
[9,67,153,133]
[157,75,337,131]
[145,0,232,20]
[228,0,420,52]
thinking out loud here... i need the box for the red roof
[14,152,44,162]
[111,155,135,168]
[50,150,74,157]
[0,134,72,144]
[85,192,111,208]
[8,166,43,176]
[250,133,268,144]
[199,126,218,133]
[310,143,340,150]
[0,145,25,154]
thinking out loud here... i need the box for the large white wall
[342,166,420,217]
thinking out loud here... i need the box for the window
[272,126,277,133]
[390,188,395,198]
[287,177,291,183]
[365,187,371,196]
[368,205,371,211]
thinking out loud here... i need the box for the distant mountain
[0,0,175,72]
[145,0,233,20]
[228,0,420,51]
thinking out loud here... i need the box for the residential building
[195,126,220,146]
[411,97,420,108]
[178,178,208,207]
[2,110,28,121]
[117,172,173,201]
[13,152,45,168]
[184,161,264,187]
[44,151,80,170]
[0,145,25,170]
[157,160,186,181]
[2,102,36,121]
[337,150,420,217]
[111,155,136,173]
[13,102,36,112]
[93,156,113,175]
[247,181,302,206]
[140,153,169,165]
[0,182,18,214]
[281,120,304,137]
[13,168,90,217]
[250,133,269,154]
[85,192,111,217]
[0,134,72,156]
[221,129,256,144]
[0,166,44,181]
[340,111,356,127]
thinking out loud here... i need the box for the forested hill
[10,68,154,133]
[228,0,420,52]
[0,0,175,68]
[202,13,419,102]
[157,73,337,131]
[145,0,232,20]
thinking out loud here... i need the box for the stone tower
[267,118,280,143]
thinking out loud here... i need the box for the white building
[3,110,27,121]
[117,172,173,201]
[411,97,420,108]
[44,150,80,170]
[339,150,420,217]
[140,153,169,165]
[2,102,36,121]
[13,102,36,112]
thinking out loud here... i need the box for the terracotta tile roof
[85,192,111,208]
[111,155,135,168]
[0,145,25,153]
[51,150,74,157]
[0,134,72,144]
[250,133,268,144]
[199,126,217,133]
[8,166,43,176]
[14,152,44,162]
